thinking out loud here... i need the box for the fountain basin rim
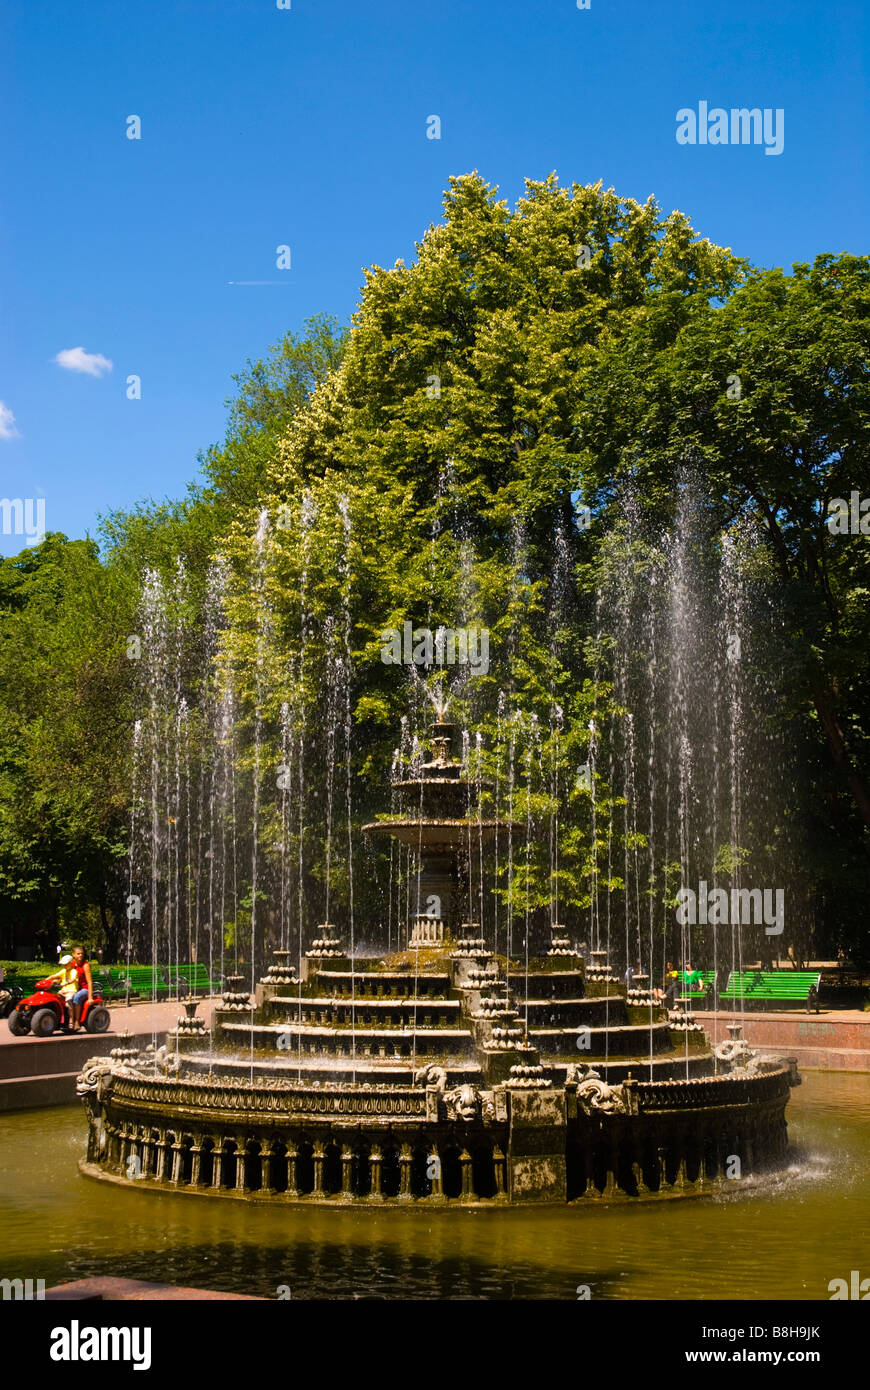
[362,817,519,847]
[78,1157,786,1209]
[390,774,495,790]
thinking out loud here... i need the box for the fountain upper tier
[362,720,516,852]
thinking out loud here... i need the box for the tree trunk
[813,682,870,830]
[98,882,121,961]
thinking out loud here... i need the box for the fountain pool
[1,1072,865,1299]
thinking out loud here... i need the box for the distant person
[0,963,11,1015]
[69,946,94,1031]
[655,960,679,1003]
[787,944,800,971]
[623,963,636,990]
[683,961,704,993]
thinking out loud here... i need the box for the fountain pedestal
[363,718,516,948]
[410,914,446,947]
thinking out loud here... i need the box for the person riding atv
[44,954,79,1004]
[7,957,110,1038]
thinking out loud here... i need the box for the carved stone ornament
[714,1038,762,1073]
[76,1056,114,1095]
[444,1083,481,1121]
[565,1063,628,1113]
[414,1063,448,1091]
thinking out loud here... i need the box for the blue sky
[1,0,866,555]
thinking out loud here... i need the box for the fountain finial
[430,719,454,767]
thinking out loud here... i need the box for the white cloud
[54,346,113,377]
[0,401,19,439]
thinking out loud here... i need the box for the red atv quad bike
[7,978,110,1037]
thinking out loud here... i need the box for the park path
[0,996,216,1047]
[0,997,218,1110]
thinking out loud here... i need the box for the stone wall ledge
[703,1009,870,1070]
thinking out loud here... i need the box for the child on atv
[45,954,78,1011]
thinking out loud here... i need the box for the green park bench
[720,969,821,1013]
[675,969,717,1005]
[115,965,170,1001]
[89,968,128,1000]
[164,962,226,996]
[6,967,52,992]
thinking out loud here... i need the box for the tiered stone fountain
[77,721,799,1205]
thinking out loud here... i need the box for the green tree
[575,251,870,956]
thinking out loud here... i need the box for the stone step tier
[311,970,453,999]
[217,1020,477,1061]
[265,996,463,1028]
[182,1053,485,1087]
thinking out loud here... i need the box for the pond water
[1,1071,866,1300]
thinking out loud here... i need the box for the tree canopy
[0,174,866,967]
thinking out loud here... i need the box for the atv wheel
[85,1005,110,1034]
[7,1009,28,1036]
[30,1007,58,1037]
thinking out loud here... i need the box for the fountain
[77,709,799,1204]
[362,716,510,947]
[76,475,805,1204]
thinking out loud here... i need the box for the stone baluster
[259,1142,275,1194]
[603,1137,620,1197]
[428,1148,445,1202]
[123,1128,137,1175]
[155,1130,170,1183]
[632,1143,650,1196]
[119,1125,132,1172]
[697,1137,712,1185]
[674,1130,689,1190]
[312,1141,326,1196]
[398,1143,413,1201]
[112,1122,125,1169]
[105,1122,119,1168]
[127,1125,140,1175]
[340,1145,355,1198]
[493,1146,508,1199]
[142,1130,157,1178]
[129,1128,143,1177]
[656,1144,670,1189]
[114,1117,126,1173]
[285,1142,299,1197]
[369,1147,383,1199]
[190,1140,203,1187]
[93,1120,107,1167]
[235,1140,248,1192]
[459,1149,474,1200]
[211,1138,225,1190]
